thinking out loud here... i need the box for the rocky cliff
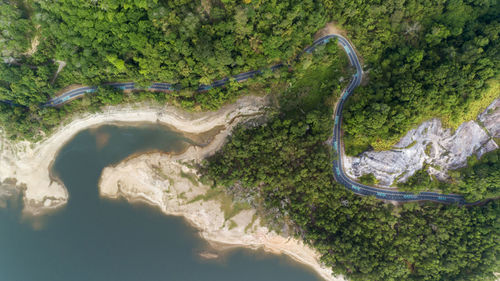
[344,99,500,187]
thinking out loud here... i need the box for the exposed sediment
[0,96,267,215]
[99,140,344,281]
[0,94,345,280]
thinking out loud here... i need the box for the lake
[0,124,321,281]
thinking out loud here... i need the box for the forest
[0,1,499,280]
[400,149,500,202]
[323,0,500,154]
[1,0,498,145]
[0,0,324,139]
[202,38,499,281]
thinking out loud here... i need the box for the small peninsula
[1,1,499,281]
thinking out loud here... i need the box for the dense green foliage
[0,62,56,106]
[38,0,324,86]
[2,0,499,147]
[0,0,35,57]
[0,0,325,139]
[401,149,500,202]
[358,173,378,185]
[1,1,498,280]
[323,0,500,154]
[202,43,499,281]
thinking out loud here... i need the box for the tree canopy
[0,1,498,280]
[400,149,500,202]
[202,40,499,281]
[323,0,500,154]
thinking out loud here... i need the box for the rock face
[478,99,500,138]
[344,99,500,187]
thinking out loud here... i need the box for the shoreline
[0,95,268,215]
[98,136,345,281]
[0,93,344,280]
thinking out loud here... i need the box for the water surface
[0,124,321,281]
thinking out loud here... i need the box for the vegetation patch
[227,220,238,230]
[400,150,500,201]
[180,170,199,187]
[401,140,417,149]
[424,143,433,156]
[202,35,499,280]
[329,0,500,155]
[188,186,251,221]
[244,213,259,233]
[444,78,500,129]
[358,173,379,186]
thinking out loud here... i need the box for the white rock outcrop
[478,99,500,138]
[344,99,500,187]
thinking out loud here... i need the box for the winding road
[324,35,472,205]
[6,33,481,205]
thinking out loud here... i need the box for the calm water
[0,124,321,281]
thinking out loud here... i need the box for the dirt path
[51,60,67,84]
[22,25,41,56]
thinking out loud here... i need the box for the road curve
[325,35,475,205]
[4,33,482,205]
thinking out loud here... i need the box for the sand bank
[98,133,345,281]
[0,94,344,280]
[0,96,267,215]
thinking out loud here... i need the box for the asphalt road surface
[6,33,482,205]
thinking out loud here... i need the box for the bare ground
[22,25,41,56]
[0,96,268,215]
[99,148,344,281]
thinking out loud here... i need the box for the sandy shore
[0,96,267,215]
[0,93,345,281]
[99,136,345,281]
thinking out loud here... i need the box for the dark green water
[0,124,321,281]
